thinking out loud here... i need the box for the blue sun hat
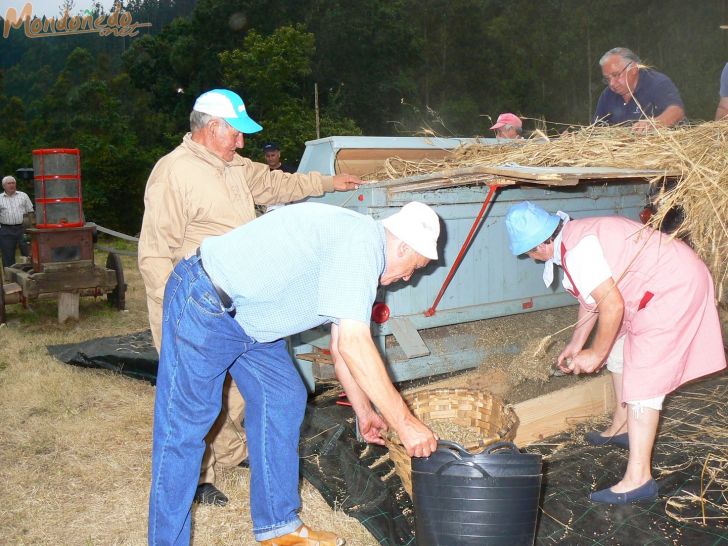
[193,89,263,134]
[505,201,561,255]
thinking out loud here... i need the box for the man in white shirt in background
[0,175,34,268]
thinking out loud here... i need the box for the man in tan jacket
[139,88,361,506]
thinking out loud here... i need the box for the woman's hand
[568,348,606,375]
[557,341,583,373]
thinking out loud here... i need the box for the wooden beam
[512,373,616,445]
[296,351,336,380]
[373,165,678,193]
[386,176,515,194]
[388,317,430,358]
[58,292,79,323]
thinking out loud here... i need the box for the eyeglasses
[602,62,633,85]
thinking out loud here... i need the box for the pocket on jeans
[191,290,227,317]
[163,269,184,313]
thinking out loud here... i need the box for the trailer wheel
[106,252,127,310]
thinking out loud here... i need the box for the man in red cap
[490,112,523,139]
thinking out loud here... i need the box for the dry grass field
[0,252,377,545]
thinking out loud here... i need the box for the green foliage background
[1,0,727,233]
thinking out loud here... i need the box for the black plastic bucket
[412,441,542,546]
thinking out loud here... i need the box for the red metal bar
[33,148,80,155]
[424,184,500,317]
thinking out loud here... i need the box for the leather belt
[196,248,235,316]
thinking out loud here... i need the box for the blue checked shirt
[201,202,386,342]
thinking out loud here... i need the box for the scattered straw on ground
[404,306,580,402]
[658,381,728,527]
[376,122,728,302]
[561,377,728,528]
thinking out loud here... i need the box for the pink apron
[561,216,726,401]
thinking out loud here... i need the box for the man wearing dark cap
[263,142,295,173]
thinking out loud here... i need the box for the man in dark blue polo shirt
[593,47,685,132]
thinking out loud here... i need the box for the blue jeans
[148,255,307,544]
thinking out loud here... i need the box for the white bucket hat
[381,202,440,260]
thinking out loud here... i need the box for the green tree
[220,25,360,163]
[26,47,153,232]
[304,0,421,134]
[0,94,31,179]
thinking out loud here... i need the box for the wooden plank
[373,164,678,193]
[296,352,334,365]
[2,282,22,296]
[387,176,516,194]
[374,166,512,188]
[296,350,336,381]
[336,148,453,162]
[58,292,79,323]
[512,373,616,445]
[388,317,431,359]
[484,165,677,180]
[11,265,116,298]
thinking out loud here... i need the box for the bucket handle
[434,458,492,478]
[483,441,521,455]
[435,440,469,459]
[436,440,521,457]
[431,441,522,478]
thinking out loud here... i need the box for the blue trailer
[291,136,674,389]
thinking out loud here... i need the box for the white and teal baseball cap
[193,88,263,134]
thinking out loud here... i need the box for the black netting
[301,374,728,545]
[48,332,728,544]
[300,403,416,545]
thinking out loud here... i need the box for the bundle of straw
[378,123,728,301]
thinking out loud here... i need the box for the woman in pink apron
[505,201,726,504]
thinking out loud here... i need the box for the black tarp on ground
[49,332,728,545]
[528,373,728,545]
[299,402,417,545]
[299,374,728,545]
[48,330,159,383]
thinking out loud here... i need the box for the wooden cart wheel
[106,252,127,310]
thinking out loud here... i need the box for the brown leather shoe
[258,524,345,545]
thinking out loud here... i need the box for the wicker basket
[384,388,519,497]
